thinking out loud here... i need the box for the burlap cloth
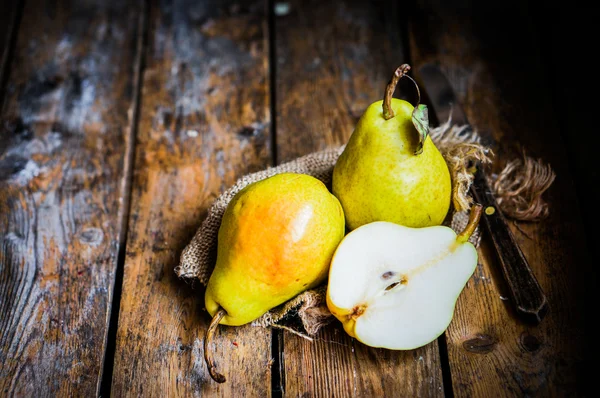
[174,121,555,338]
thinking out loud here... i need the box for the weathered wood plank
[409,2,591,396]
[110,0,272,396]
[0,0,141,396]
[275,1,444,395]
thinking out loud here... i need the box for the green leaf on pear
[412,104,429,155]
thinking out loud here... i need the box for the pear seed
[381,271,396,280]
[385,276,408,291]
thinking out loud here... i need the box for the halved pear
[326,205,482,350]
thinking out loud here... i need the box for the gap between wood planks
[0,0,24,112]
[268,1,285,397]
[98,1,148,396]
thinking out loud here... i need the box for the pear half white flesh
[326,211,481,350]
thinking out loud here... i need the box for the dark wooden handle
[471,167,549,324]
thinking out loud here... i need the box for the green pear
[332,64,451,230]
[203,172,345,382]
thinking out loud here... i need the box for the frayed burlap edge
[492,152,556,221]
[430,118,493,212]
[174,122,555,338]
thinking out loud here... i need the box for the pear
[203,172,345,382]
[332,64,451,230]
[326,204,483,350]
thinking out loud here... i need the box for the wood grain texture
[0,0,141,396]
[274,1,444,395]
[409,2,592,396]
[110,0,273,396]
[274,0,410,163]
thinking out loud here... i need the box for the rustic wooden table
[0,0,594,396]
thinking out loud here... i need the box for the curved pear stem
[457,203,483,243]
[382,64,428,155]
[382,64,421,120]
[204,308,227,383]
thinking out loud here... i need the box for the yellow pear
[332,64,451,230]
[203,172,345,382]
[326,205,482,350]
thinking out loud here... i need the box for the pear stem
[382,64,421,120]
[204,308,227,383]
[457,203,483,243]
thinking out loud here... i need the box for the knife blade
[416,62,548,324]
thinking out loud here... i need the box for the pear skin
[332,98,451,230]
[204,173,345,326]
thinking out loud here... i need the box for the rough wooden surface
[0,0,140,396]
[409,2,591,396]
[109,0,273,396]
[0,0,593,396]
[274,1,444,395]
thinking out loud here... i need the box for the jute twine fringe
[174,122,555,338]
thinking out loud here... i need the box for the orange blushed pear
[203,172,345,383]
